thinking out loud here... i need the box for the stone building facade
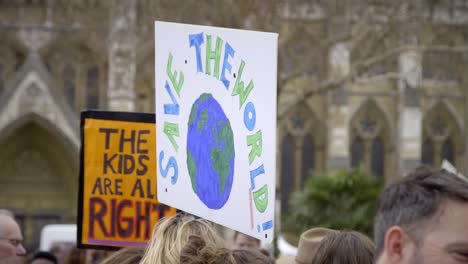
[0,0,467,249]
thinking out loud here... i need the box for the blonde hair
[140,213,223,264]
[100,247,144,264]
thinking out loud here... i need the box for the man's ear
[384,226,410,263]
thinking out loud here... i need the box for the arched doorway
[0,117,78,251]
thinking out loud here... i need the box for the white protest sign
[155,21,277,242]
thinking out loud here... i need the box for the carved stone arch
[349,99,392,178]
[421,101,463,168]
[423,100,462,136]
[0,54,79,149]
[0,53,79,249]
[349,98,395,144]
[0,32,29,86]
[440,99,463,135]
[0,112,78,157]
[281,103,325,137]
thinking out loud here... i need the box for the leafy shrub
[282,168,384,238]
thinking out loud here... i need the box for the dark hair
[311,231,375,264]
[33,251,58,264]
[180,236,272,264]
[374,166,468,256]
[232,249,275,264]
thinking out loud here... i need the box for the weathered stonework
[0,0,467,249]
[107,0,136,111]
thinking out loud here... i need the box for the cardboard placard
[78,111,176,249]
[155,21,278,242]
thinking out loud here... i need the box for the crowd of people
[1,166,468,263]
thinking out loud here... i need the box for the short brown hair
[374,166,468,256]
[312,231,375,264]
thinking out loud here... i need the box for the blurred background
[0,0,467,253]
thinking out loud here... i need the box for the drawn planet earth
[186,93,235,209]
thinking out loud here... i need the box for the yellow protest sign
[78,111,176,249]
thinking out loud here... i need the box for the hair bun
[180,236,235,264]
[180,236,207,263]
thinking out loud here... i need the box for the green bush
[282,168,384,238]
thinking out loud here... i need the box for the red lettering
[87,199,172,240]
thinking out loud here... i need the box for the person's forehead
[0,216,22,238]
[424,200,468,244]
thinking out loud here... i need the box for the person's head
[31,251,58,264]
[49,243,71,264]
[86,249,110,264]
[375,166,468,264]
[180,236,272,264]
[140,213,223,264]
[233,231,261,250]
[64,248,88,264]
[232,249,275,264]
[0,214,26,262]
[0,210,14,218]
[295,227,337,264]
[311,231,375,264]
[99,247,144,264]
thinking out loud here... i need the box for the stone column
[398,48,422,174]
[107,0,137,111]
[328,43,350,169]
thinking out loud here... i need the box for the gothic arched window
[280,133,295,213]
[280,107,325,214]
[422,102,461,167]
[301,134,315,185]
[86,65,99,109]
[350,100,390,178]
[63,64,76,109]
